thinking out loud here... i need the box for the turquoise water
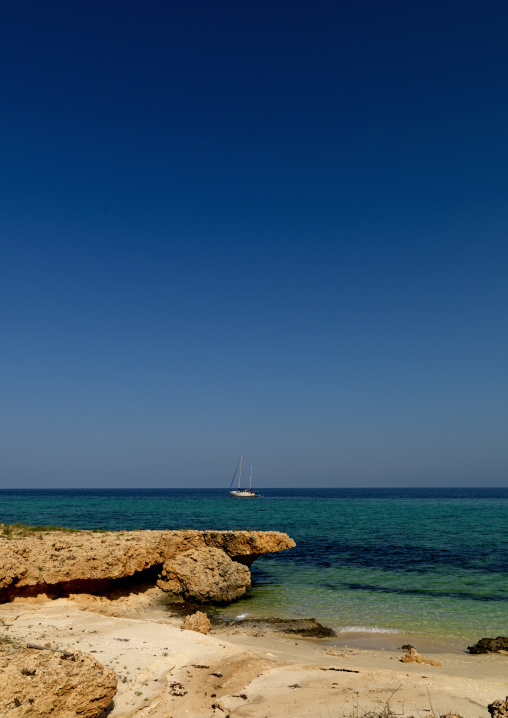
[1,488,507,643]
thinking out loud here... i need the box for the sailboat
[229,455,260,498]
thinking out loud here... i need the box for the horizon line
[0,486,506,491]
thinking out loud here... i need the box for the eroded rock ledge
[0,529,295,603]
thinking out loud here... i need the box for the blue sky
[1,1,507,487]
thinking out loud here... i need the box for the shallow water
[1,487,506,643]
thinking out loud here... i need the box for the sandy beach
[1,590,506,718]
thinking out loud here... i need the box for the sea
[1,488,507,647]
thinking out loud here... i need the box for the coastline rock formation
[0,528,295,603]
[158,546,251,602]
[0,643,117,717]
[468,637,508,654]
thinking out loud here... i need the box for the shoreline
[1,592,507,718]
[211,615,472,654]
[0,521,499,654]
[1,523,507,716]
[2,487,506,644]
[209,604,485,654]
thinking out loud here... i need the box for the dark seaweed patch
[275,537,508,575]
[320,581,508,603]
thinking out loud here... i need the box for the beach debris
[467,637,508,654]
[400,644,415,651]
[289,684,301,688]
[488,696,508,718]
[321,666,360,673]
[168,681,187,696]
[400,647,442,667]
[182,610,211,634]
[211,671,223,677]
[26,642,75,658]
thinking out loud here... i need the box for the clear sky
[1,1,507,488]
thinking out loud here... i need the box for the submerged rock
[158,547,251,602]
[232,617,335,638]
[0,643,117,717]
[467,637,508,654]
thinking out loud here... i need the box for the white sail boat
[229,455,260,497]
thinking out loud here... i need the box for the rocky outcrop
[158,529,296,567]
[198,531,296,566]
[0,643,117,717]
[467,637,508,654]
[182,610,212,634]
[158,546,251,602]
[489,696,508,718]
[0,530,168,595]
[401,647,442,667]
[0,528,295,603]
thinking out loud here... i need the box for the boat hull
[229,490,259,498]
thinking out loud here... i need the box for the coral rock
[489,697,508,718]
[158,546,251,602]
[0,529,294,602]
[0,644,117,718]
[182,610,212,634]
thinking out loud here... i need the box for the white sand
[1,596,506,718]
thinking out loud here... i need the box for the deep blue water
[1,488,507,642]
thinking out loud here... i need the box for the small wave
[338,625,401,634]
[235,612,249,620]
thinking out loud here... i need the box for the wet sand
[323,631,467,654]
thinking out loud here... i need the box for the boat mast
[249,466,252,490]
[238,455,242,489]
